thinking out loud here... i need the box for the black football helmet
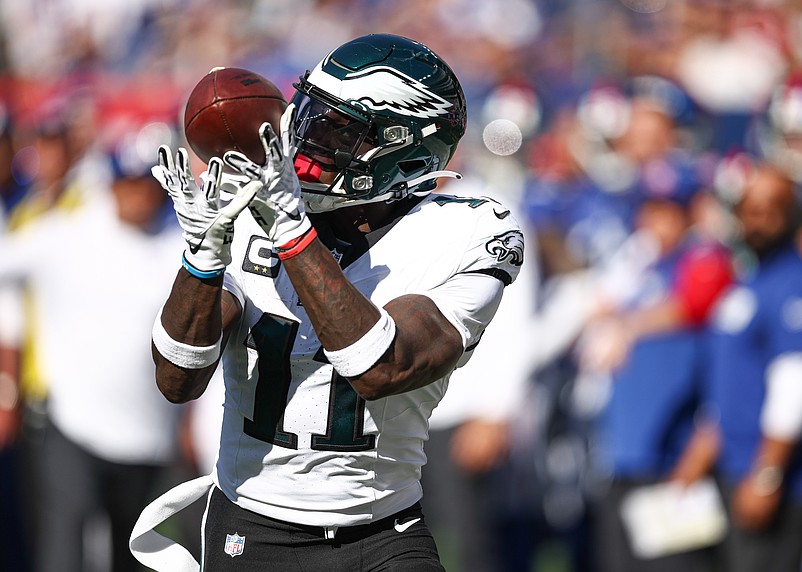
[289,34,467,212]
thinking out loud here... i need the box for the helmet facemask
[291,86,422,212]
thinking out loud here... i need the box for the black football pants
[202,487,445,571]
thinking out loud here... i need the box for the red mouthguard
[294,154,323,182]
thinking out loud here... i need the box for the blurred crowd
[2,0,802,571]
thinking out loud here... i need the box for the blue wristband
[181,253,226,279]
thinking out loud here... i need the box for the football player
[131,34,524,571]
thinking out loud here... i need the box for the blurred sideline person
[130,34,523,571]
[0,131,184,572]
[681,163,802,572]
[579,166,732,572]
[0,97,107,572]
[4,96,104,418]
[0,109,85,449]
[0,107,31,572]
[0,100,102,464]
[526,86,732,571]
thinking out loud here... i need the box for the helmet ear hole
[398,159,427,175]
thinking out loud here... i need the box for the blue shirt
[708,244,802,498]
[524,175,636,268]
[602,331,702,478]
[599,244,709,479]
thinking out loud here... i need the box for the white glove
[151,146,260,276]
[223,104,312,249]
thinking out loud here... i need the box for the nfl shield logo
[224,533,245,557]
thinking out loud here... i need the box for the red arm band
[276,227,318,261]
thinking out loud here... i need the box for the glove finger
[259,122,279,161]
[259,122,282,166]
[176,148,195,197]
[150,165,183,204]
[279,103,297,156]
[154,146,184,199]
[279,103,296,136]
[157,145,174,172]
[258,122,275,166]
[204,157,223,203]
[151,164,170,190]
[224,151,264,181]
[260,121,277,143]
[219,180,262,220]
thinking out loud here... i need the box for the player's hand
[223,104,312,247]
[451,418,510,474]
[152,146,260,273]
[732,469,783,531]
[578,316,633,374]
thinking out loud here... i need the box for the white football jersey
[214,192,524,526]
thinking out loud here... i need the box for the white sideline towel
[620,477,727,559]
[129,474,214,572]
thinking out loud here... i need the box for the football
[183,67,287,165]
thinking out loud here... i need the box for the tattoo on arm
[282,240,463,399]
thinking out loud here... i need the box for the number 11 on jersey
[244,313,376,452]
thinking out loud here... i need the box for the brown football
[183,67,287,165]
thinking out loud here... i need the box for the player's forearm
[354,294,462,399]
[283,238,381,348]
[153,269,225,403]
[153,350,217,403]
[283,239,462,399]
[669,421,720,484]
[161,270,225,343]
[733,436,795,529]
[624,297,685,341]
[752,436,796,475]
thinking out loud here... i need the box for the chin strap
[302,170,464,212]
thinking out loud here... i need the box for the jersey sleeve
[222,271,246,309]
[458,200,525,287]
[763,283,802,358]
[423,272,505,366]
[422,196,526,366]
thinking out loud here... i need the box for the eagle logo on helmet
[309,64,453,120]
[486,231,524,266]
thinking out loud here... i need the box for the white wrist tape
[152,308,222,369]
[760,352,802,441]
[324,308,396,378]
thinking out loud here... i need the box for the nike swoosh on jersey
[493,209,511,220]
[393,517,421,533]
